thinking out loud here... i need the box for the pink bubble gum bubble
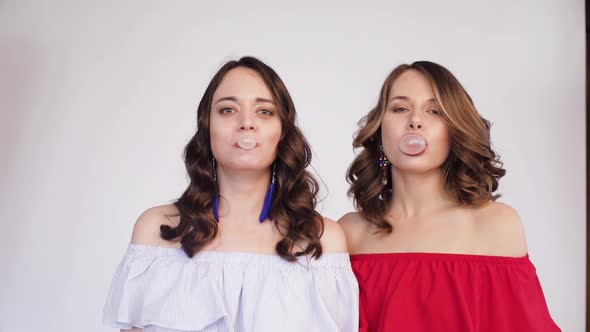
[237,136,257,150]
[399,133,426,155]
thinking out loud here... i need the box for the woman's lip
[400,144,427,156]
[233,142,258,149]
[411,147,426,156]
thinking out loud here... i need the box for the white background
[0,1,585,331]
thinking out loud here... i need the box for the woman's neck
[216,167,271,224]
[389,167,456,219]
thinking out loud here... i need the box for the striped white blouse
[103,244,359,332]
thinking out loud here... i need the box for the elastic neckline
[127,243,352,267]
[349,251,530,264]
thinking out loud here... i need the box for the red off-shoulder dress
[350,252,560,332]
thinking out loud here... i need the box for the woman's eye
[258,109,273,116]
[429,109,441,115]
[393,107,408,113]
[220,108,234,114]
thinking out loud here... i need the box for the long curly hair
[160,56,324,261]
[347,61,506,233]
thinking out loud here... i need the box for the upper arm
[130,205,179,247]
[320,217,348,253]
[476,202,528,257]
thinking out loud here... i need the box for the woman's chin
[224,160,272,172]
[392,161,443,174]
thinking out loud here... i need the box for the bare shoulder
[319,216,348,253]
[473,201,528,256]
[338,212,366,231]
[130,204,181,247]
[337,212,369,254]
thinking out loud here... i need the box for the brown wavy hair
[161,56,324,261]
[347,61,506,233]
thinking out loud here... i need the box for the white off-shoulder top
[103,244,359,332]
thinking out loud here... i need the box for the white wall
[0,0,584,331]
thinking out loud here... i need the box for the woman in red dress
[339,61,561,332]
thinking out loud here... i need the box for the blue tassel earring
[211,160,276,223]
[258,163,276,223]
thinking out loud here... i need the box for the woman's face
[209,67,282,172]
[381,69,450,173]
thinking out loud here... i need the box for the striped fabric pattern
[103,244,359,332]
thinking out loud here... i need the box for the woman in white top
[102,56,359,332]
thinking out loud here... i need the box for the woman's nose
[239,112,255,131]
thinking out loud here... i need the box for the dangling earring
[258,162,276,223]
[379,145,389,186]
[212,157,220,221]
